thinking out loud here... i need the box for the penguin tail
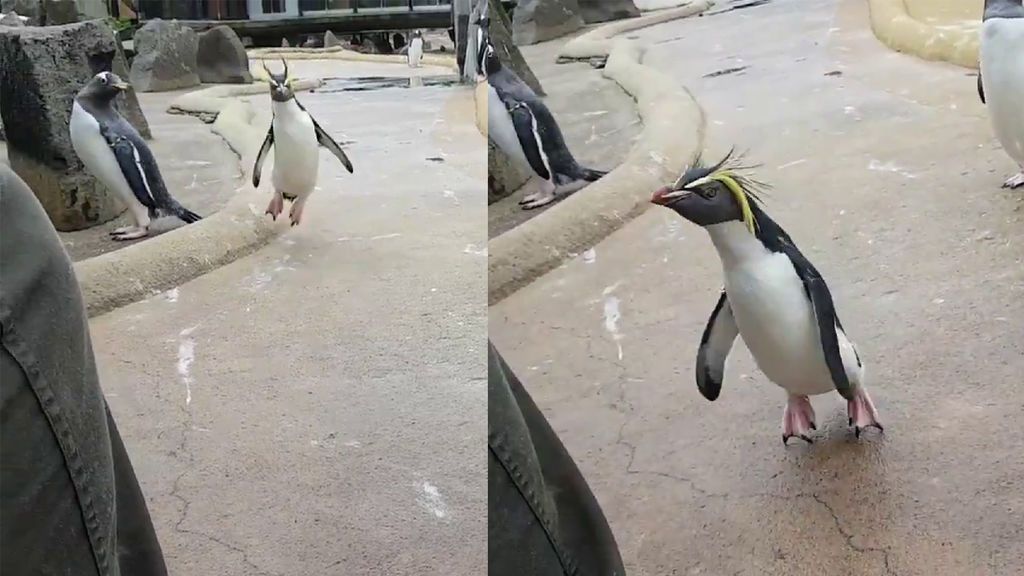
[579,167,607,182]
[172,204,202,224]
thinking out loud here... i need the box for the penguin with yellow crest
[651,152,883,444]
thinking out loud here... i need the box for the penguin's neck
[272,98,302,119]
[706,221,771,269]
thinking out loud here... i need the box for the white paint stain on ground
[417,481,449,520]
[868,159,917,179]
[602,284,624,360]
[177,326,198,406]
[583,248,597,264]
[463,244,487,256]
[777,158,807,170]
[442,190,459,204]
[165,287,179,303]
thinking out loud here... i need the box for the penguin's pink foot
[265,193,284,220]
[782,395,816,445]
[289,198,307,227]
[847,387,883,438]
[1003,171,1024,189]
[109,225,135,235]
[110,226,149,241]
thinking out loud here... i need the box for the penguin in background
[70,71,202,241]
[978,0,1024,189]
[650,152,883,444]
[477,19,607,210]
[408,30,424,68]
[253,60,354,227]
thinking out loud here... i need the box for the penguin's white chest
[487,85,531,174]
[271,102,320,196]
[69,102,139,209]
[408,38,423,67]
[720,249,834,396]
[980,18,1024,165]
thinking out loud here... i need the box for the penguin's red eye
[703,188,717,199]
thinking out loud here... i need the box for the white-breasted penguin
[408,30,424,68]
[252,60,354,226]
[651,153,883,444]
[978,0,1024,189]
[477,18,607,210]
[70,72,201,240]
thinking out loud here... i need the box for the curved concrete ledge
[248,46,457,69]
[75,81,324,317]
[488,36,706,305]
[868,0,979,69]
[559,0,712,60]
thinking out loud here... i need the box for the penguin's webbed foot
[782,395,816,446]
[1002,172,1024,189]
[266,192,285,220]
[289,198,307,227]
[109,225,135,236]
[847,387,883,438]
[110,227,149,241]
[520,193,557,211]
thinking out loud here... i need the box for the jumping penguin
[978,0,1024,189]
[477,19,607,210]
[408,30,424,68]
[253,60,354,226]
[650,153,883,444]
[70,71,202,241]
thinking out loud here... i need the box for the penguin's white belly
[487,85,532,174]
[981,18,1024,166]
[724,253,836,397]
[408,38,423,67]
[69,102,141,210]
[271,113,319,197]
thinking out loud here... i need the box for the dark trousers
[0,165,168,576]
[488,342,626,576]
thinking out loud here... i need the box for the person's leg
[488,342,626,576]
[0,165,167,576]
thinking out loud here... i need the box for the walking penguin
[253,60,354,226]
[977,0,1024,189]
[70,71,202,240]
[650,152,883,444]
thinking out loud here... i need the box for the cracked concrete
[489,0,1024,574]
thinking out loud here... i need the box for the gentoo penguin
[650,153,883,444]
[408,30,424,68]
[70,72,201,240]
[978,0,1024,189]
[252,60,354,226]
[478,20,606,210]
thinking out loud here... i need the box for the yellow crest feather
[710,171,757,235]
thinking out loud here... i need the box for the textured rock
[0,21,152,231]
[0,0,85,25]
[0,10,28,25]
[130,18,200,92]
[577,0,639,23]
[489,141,529,204]
[489,0,544,95]
[324,30,342,48]
[512,0,585,45]
[196,25,252,84]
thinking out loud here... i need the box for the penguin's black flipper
[508,102,552,181]
[977,71,986,104]
[253,126,274,188]
[296,100,354,173]
[695,290,739,402]
[101,125,157,212]
[779,243,855,401]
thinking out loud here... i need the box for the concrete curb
[867,0,979,69]
[248,46,457,69]
[488,11,709,304]
[74,80,323,318]
[558,0,712,60]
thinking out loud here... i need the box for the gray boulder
[488,0,544,95]
[0,10,28,25]
[577,0,639,23]
[0,0,81,25]
[512,0,585,46]
[130,18,200,92]
[196,25,252,84]
[0,20,151,231]
[324,30,342,48]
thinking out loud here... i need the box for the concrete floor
[489,0,1024,575]
[90,71,486,574]
[487,34,642,238]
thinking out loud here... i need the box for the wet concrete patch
[314,75,462,93]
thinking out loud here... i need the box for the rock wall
[512,0,585,46]
[130,18,200,92]
[577,0,639,23]
[197,25,252,84]
[0,20,151,230]
[488,0,544,95]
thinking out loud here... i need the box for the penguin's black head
[78,71,130,103]
[262,59,294,102]
[652,151,765,233]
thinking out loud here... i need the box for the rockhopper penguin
[253,60,354,226]
[70,72,202,241]
[477,18,607,210]
[408,30,424,68]
[651,153,883,444]
[978,0,1024,188]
